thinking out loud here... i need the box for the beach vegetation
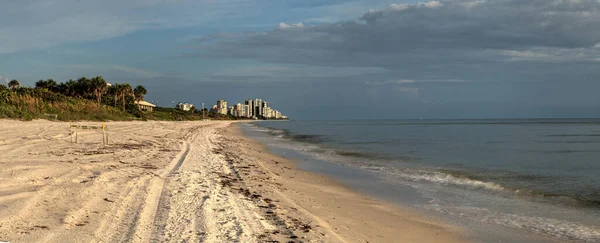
[133,85,147,102]
[0,76,235,121]
[8,80,20,89]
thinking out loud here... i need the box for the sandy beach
[0,120,464,242]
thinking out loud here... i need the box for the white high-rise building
[242,104,252,118]
[253,99,262,117]
[216,99,228,115]
[245,100,254,117]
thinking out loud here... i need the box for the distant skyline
[2,0,600,120]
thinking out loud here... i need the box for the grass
[0,88,132,121]
[0,88,239,121]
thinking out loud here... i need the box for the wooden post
[102,123,105,146]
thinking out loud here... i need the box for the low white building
[135,100,156,112]
[176,102,194,111]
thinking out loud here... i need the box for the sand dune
[0,120,464,242]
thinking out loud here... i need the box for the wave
[251,124,326,143]
[546,134,600,137]
[387,168,506,192]
[249,123,600,208]
[425,205,600,242]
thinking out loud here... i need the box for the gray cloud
[194,0,600,80]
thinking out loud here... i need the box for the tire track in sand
[130,138,191,243]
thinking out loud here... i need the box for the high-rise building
[242,104,252,118]
[245,100,254,117]
[253,99,262,117]
[216,99,228,115]
[264,106,272,118]
[228,106,234,116]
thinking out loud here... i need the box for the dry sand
[0,120,465,242]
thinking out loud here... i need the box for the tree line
[0,77,147,111]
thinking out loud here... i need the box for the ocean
[241,119,600,243]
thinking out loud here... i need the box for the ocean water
[241,119,600,243]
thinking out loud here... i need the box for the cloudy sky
[1,0,600,119]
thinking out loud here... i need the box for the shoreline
[226,122,466,242]
[0,120,465,242]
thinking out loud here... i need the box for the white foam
[425,205,600,242]
[387,169,506,192]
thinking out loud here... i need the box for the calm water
[243,119,600,243]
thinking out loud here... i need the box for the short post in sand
[69,122,108,145]
[70,122,78,143]
[101,123,109,145]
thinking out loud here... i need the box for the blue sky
[2,0,600,119]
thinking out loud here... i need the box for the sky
[1,0,600,119]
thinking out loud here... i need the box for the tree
[107,84,118,106]
[115,84,133,111]
[133,85,147,102]
[58,79,77,97]
[75,77,93,98]
[0,84,7,92]
[35,79,58,91]
[90,76,109,104]
[8,80,20,89]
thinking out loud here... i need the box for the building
[176,102,194,111]
[216,99,228,115]
[245,100,254,117]
[253,98,262,117]
[228,106,234,116]
[134,100,156,112]
[226,98,287,119]
[264,106,272,119]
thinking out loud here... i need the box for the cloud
[395,87,420,97]
[198,0,600,66]
[191,0,600,84]
[0,0,258,53]
[111,65,162,78]
[278,22,305,30]
[209,64,386,81]
[366,79,470,85]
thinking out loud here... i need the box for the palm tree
[107,84,118,106]
[75,77,93,98]
[59,79,77,97]
[115,84,133,111]
[90,76,109,104]
[8,80,20,89]
[133,85,147,102]
[35,79,58,91]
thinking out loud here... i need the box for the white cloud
[498,47,599,62]
[391,79,416,84]
[278,22,305,30]
[419,1,443,8]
